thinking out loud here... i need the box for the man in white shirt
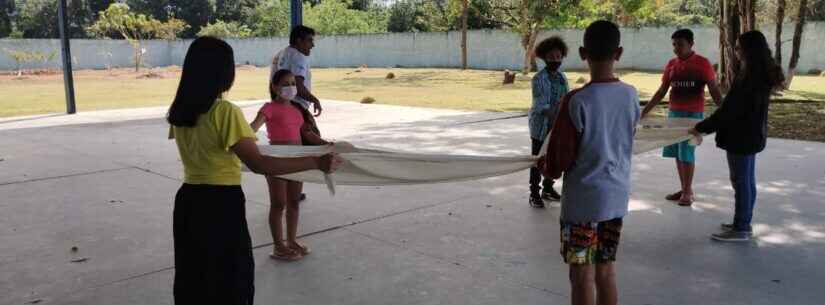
[272,25,322,116]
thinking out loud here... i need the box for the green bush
[198,20,252,39]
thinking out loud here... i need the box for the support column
[290,0,303,29]
[57,0,76,114]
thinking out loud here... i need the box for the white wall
[1,23,824,73]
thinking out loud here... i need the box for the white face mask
[279,86,297,101]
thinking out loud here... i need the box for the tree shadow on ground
[346,112,533,156]
[348,111,825,247]
[347,110,825,227]
[631,139,825,247]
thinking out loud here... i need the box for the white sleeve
[277,49,308,80]
[290,55,309,79]
[270,50,283,80]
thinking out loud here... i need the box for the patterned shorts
[560,218,623,265]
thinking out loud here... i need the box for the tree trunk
[133,40,139,72]
[519,0,531,74]
[738,0,756,32]
[719,0,742,90]
[719,0,758,90]
[135,48,141,72]
[526,25,539,73]
[460,0,468,70]
[787,0,808,87]
[528,21,538,72]
[718,1,725,86]
[14,58,22,77]
[775,0,785,65]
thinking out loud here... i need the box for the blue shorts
[662,110,704,163]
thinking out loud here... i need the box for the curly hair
[535,36,568,59]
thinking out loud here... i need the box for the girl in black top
[689,30,785,242]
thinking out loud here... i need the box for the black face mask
[546,61,562,71]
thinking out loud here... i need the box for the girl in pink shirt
[251,69,328,261]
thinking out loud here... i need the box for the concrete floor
[1,100,824,305]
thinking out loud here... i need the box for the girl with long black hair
[167,36,341,304]
[690,30,785,242]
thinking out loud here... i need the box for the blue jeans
[727,152,757,232]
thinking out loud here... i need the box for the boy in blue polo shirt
[542,20,640,305]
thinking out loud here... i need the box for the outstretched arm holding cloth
[539,94,580,180]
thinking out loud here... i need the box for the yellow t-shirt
[169,99,256,185]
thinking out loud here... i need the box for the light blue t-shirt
[529,68,569,140]
[560,81,641,223]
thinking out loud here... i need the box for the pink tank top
[259,102,304,143]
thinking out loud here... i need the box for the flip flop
[665,191,683,201]
[270,246,302,261]
[290,243,311,256]
[677,194,694,206]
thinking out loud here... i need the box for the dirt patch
[30,69,61,76]
[137,71,165,79]
[1,69,60,78]
[650,101,825,142]
[768,102,825,142]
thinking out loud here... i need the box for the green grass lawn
[2,67,824,141]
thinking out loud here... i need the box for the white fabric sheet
[244,117,701,193]
[634,117,702,154]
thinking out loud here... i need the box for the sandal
[270,245,302,261]
[677,193,694,206]
[665,191,683,201]
[289,242,311,256]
